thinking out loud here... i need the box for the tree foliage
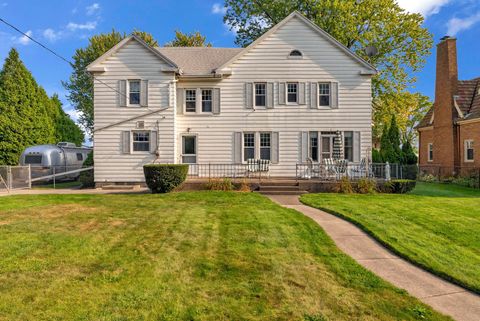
[377,115,417,164]
[165,30,212,47]
[63,30,158,136]
[0,49,56,165]
[51,94,85,146]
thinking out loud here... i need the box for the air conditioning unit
[136,121,145,129]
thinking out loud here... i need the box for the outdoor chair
[246,159,270,179]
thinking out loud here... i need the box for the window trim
[286,82,299,104]
[464,139,474,162]
[184,88,197,113]
[201,88,213,114]
[254,82,267,108]
[259,132,272,161]
[308,131,319,162]
[243,132,256,162]
[181,134,198,164]
[318,82,331,108]
[428,143,433,162]
[131,130,151,153]
[343,131,354,162]
[128,79,141,107]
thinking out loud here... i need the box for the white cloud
[212,3,227,15]
[43,28,62,42]
[1,2,7,7]
[447,12,480,35]
[66,21,97,31]
[396,0,451,17]
[15,30,32,45]
[86,3,100,16]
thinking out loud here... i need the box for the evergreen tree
[379,124,392,163]
[0,49,56,165]
[387,115,402,163]
[401,139,418,165]
[51,94,84,146]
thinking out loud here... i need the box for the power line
[0,17,131,103]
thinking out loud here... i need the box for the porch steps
[256,182,308,195]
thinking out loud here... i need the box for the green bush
[383,179,416,194]
[205,178,234,191]
[356,178,377,194]
[143,164,188,193]
[79,151,94,188]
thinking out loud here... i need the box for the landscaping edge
[299,197,480,295]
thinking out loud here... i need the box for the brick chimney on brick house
[433,36,459,168]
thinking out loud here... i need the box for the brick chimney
[433,36,459,168]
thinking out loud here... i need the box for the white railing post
[385,162,391,181]
[7,166,12,190]
[28,165,32,189]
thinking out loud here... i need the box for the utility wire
[0,17,131,103]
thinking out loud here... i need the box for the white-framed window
[319,83,331,107]
[309,132,319,162]
[287,83,298,103]
[344,131,354,162]
[185,89,197,113]
[132,131,150,152]
[428,143,433,162]
[243,132,255,161]
[182,135,197,164]
[254,83,266,107]
[260,132,271,160]
[128,80,141,105]
[201,89,213,113]
[465,140,474,162]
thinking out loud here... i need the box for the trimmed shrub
[334,177,354,194]
[356,178,377,194]
[143,164,188,193]
[383,179,416,194]
[79,151,94,188]
[205,178,234,191]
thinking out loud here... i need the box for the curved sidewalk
[267,195,480,321]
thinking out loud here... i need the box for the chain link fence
[0,166,31,192]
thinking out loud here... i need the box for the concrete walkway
[267,195,480,321]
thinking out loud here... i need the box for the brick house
[417,36,480,174]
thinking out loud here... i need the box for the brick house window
[428,143,433,162]
[465,140,474,162]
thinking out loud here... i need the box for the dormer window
[288,50,303,59]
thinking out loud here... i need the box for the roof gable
[87,34,179,72]
[216,11,376,74]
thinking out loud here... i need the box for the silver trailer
[19,142,92,180]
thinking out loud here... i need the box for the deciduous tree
[165,30,212,47]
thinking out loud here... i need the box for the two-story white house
[87,12,375,185]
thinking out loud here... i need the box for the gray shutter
[331,81,339,109]
[213,88,221,114]
[245,83,253,109]
[299,82,306,105]
[353,131,361,162]
[233,132,242,163]
[119,80,127,107]
[278,82,286,105]
[271,132,279,164]
[150,131,157,154]
[267,82,274,109]
[121,131,130,154]
[176,87,184,115]
[300,131,308,162]
[140,80,148,107]
[310,82,317,109]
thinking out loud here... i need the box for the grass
[32,181,82,189]
[0,192,451,321]
[301,182,480,294]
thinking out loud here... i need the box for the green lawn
[0,192,451,321]
[301,182,480,294]
[32,180,82,189]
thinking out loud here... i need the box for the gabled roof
[87,34,179,72]
[215,11,377,74]
[417,77,480,128]
[156,47,242,76]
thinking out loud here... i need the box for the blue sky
[0,0,479,132]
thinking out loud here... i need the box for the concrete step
[101,184,141,191]
[258,185,301,192]
[256,190,308,196]
[258,181,299,187]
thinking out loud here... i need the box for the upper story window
[289,50,303,59]
[185,89,197,113]
[319,83,331,107]
[465,140,474,162]
[129,80,140,105]
[132,131,150,152]
[287,83,298,103]
[202,89,212,113]
[255,83,266,107]
[428,143,433,162]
